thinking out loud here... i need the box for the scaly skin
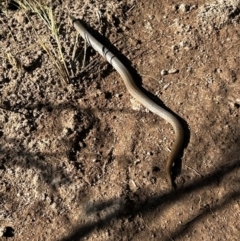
[70,16,184,188]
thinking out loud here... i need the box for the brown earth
[0,0,240,240]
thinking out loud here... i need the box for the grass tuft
[14,0,70,84]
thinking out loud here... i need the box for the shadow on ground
[59,154,240,241]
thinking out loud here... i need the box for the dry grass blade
[14,0,70,84]
[6,52,23,71]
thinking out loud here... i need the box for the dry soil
[0,0,240,240]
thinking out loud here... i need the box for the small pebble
[163,83,171,90]
[168,68,179,74]
[179,3,190,13]
[161,69,168,76]
[134,159,141,165]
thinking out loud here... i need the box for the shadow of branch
[59,158,240,241]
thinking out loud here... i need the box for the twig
[82,38,87,69]
[140,73,160,82]
[185,164,203,177]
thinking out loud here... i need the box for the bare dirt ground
[0,0,240,240]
